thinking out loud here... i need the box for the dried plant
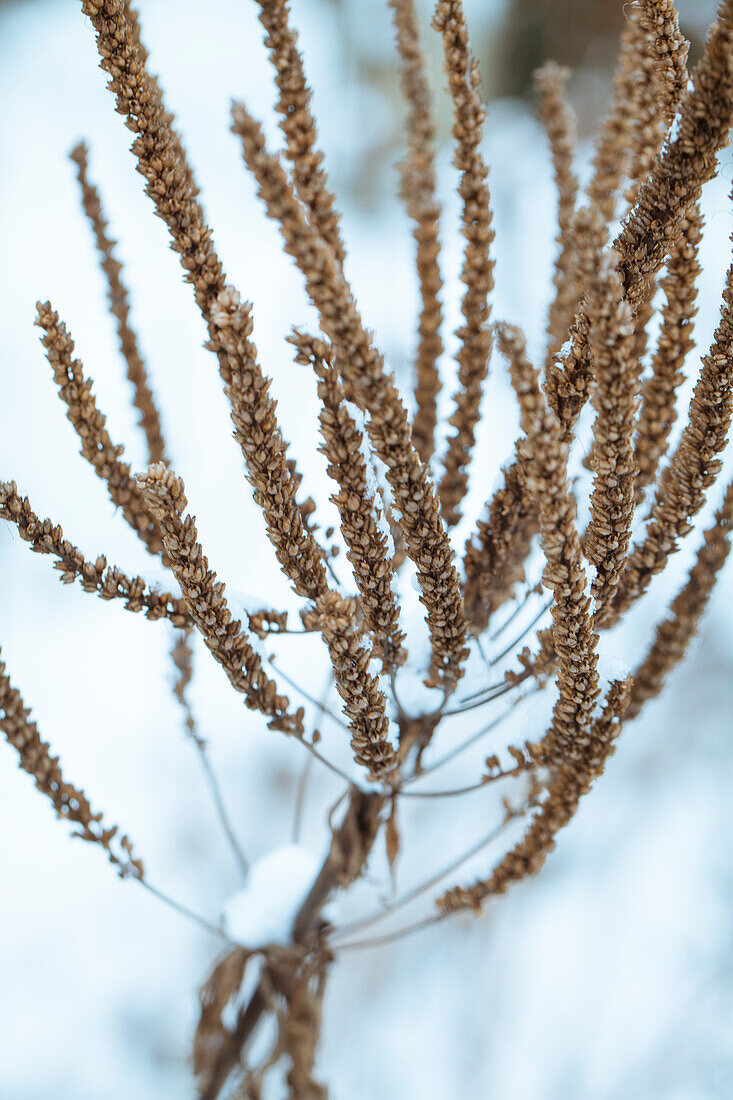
[3,1,733,1095]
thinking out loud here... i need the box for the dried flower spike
[584,252,641,626]
[435,0,495,526]
[0,651,144,879]
[627,479,733,719]
[70,141,167,465]
[0,481,189,626]
[389,0,444,465]
[497,324,600,766]
[140,464,304,735]
[290,330,406,671]
[231,104,469,688]
[208,287,329,602]
[254,0,346,264]
[302,592,397,780]
[36,302,165,558]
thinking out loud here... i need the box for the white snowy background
[0,1,731,1097]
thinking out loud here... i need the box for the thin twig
[333,913,445,952]
[139,880,233,943]
[398,765,526,799]
[196,749,250,879]
[407,687,540,782]
[441,677,520,717]
[456,676,508,704]
[293,672,335,841]
[171,630,249,877]
[296,737,362,787]
[269,658,350,731]
[292,755,313,844]
[489,598,553,666]
[331,811,524,939]
[489,581,542,641]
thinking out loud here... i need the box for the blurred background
[1,1,731,1097]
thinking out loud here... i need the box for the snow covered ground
[1,1,731,1097]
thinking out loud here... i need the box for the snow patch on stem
[221,844,322,948]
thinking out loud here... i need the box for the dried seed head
[0,652,144,879]
[70,141,167,465]
[390,0,444,465]
[435,0,495,527]
[140,464,304,735]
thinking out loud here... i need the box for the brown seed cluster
[462,459,537,634]
[140,464,303,735]
[550,2,733,434]
[534,62,579,361]
[0,651,143,879]
[434,0,495,527]
[617,2,733,312]
[584,253,641,625]
[638,0,690,129]
[231,103,468,688]
[81,0,225,316]
[254,0,345,265]
[627,479,733,719]
[623,8,675,212]
[290,331,406,671]
[302,593,396,780]
[208,287,328,602]
[614,221,733,618]
[586,11,648,226]
[36,302,164,558]
[497,324,600,766]
[0,481,188,625]
[4,3,733,1093]
[70,141,167,465]
[246,608,290,639]
[634,205,702,501]
[438,680,631,913]
[389,0,444,466]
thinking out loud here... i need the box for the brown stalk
[585,9,648,226]
[70,141,167,464]
[622,8,674,213]
[550,0,733,434]
[534,62,579,361]
[434,0,495,527]
[302,594,397,780]
[437,679,631,913]
[617,1,733,312]
[198,788,384,1100]
[462,458,537,634]
[231,104,469,689]
[36,302,164,558]
[82,1,333,603]
[389,0,444,465]
[541,13,644,381]
[497,324,600,766]
[479,22,649,618]
[290,330,406,671]
[612,213,733,620]
[0,481,188,626]
[638,0,690,129]
[81,0,225,316]
[633,204,703,501]
[626,478,733,720]
[207,288,328,601]
[0,651,144,879]
[254,0,346,264]
[584,253,642,626]
[140,464,304,735]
